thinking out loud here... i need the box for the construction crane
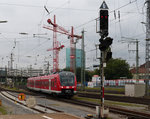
[43,15,82,73]
[47,43,64,51]
[46,43,64,72]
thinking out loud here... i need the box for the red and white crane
[43,15,82,73]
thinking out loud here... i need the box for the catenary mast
[145,0,150,96]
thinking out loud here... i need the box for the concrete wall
[125,83,145,97]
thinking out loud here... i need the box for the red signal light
[101,16,104,19]
[105,16,108,19]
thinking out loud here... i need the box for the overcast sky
[0,0,146,70]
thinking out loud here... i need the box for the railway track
[77,92,150,105]
[26,90,150,119]
[56,98,150,119]
[0,90,63,114]
[1,87,150,118]
[78,89,124,94]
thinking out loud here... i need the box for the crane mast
[53,15,59,72]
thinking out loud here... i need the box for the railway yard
[0,0,149,119]
[0,86,150,119]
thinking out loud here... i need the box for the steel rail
[0,91,63,113]
[2,88,150,118]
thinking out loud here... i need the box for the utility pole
[5,66,7,86]
[30,65,32,77]
[136,40,139,80]
[47,61,50,74]
[81,30,85,91]
[74,42,76,76]
[8,61,10,75]
[145,0,150,96]
[10,53,13,75]
[120,37,139,80]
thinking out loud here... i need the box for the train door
[49,78,51,91]
[52,78,58,91]
[54,78,57,90]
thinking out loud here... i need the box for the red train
[27,71,77,97]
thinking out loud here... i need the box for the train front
[59,71,77,96]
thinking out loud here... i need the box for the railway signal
[99,37,113,51]
[97,1,111,118]
[100,1,109,38]
[100,10,108,37]
[99,37,113,63]
[105,50,112,62]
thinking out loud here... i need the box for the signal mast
[43,15,82,73]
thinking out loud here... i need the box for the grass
[7,86,18,90]
[78,87,125,92]
[105,87,124,92]
[2,86,24,92]
[0,106,7,115]
[73,95,145,108]
[73,95,100,104]
[105,100,145,107]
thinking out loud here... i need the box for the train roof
[27,71,75,80]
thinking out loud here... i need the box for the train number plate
[65,90,71,93]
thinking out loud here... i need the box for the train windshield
[59,72,75,86]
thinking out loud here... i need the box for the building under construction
[66,48,84,69]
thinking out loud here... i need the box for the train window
[59,72,75,86]
[54,79,57,87]
[45,81,47,86]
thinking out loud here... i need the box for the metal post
[47,61,50,74]
[5,66,7,86]
[30,65,32,77]
[120,37,139,81]
[145,0,150,96]
[136,40,139,81]
[100,48,105,118]
[10,53,13,75]
[74,41,76,76]
[83,32,85,90]
[81,30,85,91]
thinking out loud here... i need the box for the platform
[0,113,83,119]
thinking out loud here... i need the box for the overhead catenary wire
[59,0,142,51]
[0,2,97,12]
[20,39,51,57]
[75,0,138,29]
[0,0,145,69]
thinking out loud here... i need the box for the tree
[88,69,100,80]
[104,58,132,80]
